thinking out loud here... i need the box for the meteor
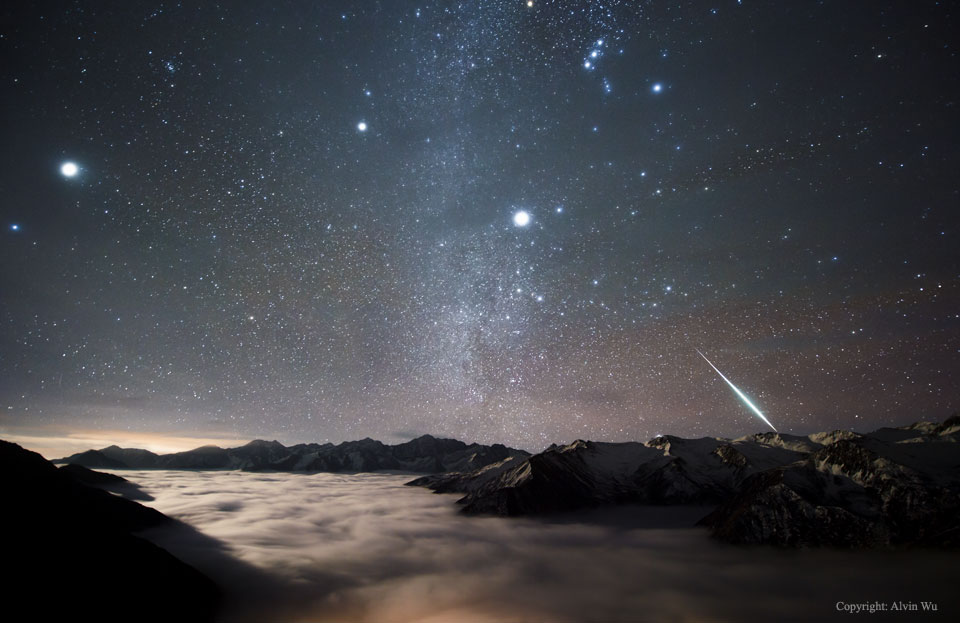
[696,349,777,432]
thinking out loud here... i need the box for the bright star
[60,161,79,177]
[651,83,663,93]
[357,121,368,132]
[513,210,531,227]
[10,224,20,232]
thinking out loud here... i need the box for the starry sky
[1,1,958,454]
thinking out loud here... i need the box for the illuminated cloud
[128,471,957,622]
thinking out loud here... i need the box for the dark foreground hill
[1,440,220,621]
[408,415,960,548]
[56,434,529,473]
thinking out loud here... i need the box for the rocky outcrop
[699,426,960,547]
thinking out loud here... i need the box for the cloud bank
[126,471,957,622]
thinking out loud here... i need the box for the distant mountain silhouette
[58,448,128,468]
[1,440,220,621]
[408,415,960,548]
[56,434,529,473]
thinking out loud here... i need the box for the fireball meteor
[696,349,777,432]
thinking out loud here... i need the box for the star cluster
[1,1,957,450]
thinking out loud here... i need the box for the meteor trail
[696,349,777,432]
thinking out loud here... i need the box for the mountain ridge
[55,433,530,474]
[49,416,960,547]
[407,414,960,548]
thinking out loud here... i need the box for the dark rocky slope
[1,440,220,621]
[58,462,156,500]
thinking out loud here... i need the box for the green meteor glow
[697,350,777,432]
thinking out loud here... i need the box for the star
[0,0,953,480]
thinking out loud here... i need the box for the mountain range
[407,415,960,547]
[55,434,528,473]
[50,415,960,548]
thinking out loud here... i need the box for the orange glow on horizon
[0,426,253,460]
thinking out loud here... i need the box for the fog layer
[124,471,956,622]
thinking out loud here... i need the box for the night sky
[1,1,957,454]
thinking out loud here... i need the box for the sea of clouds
[122,470,956,622]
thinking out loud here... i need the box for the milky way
[1,1,957,450]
